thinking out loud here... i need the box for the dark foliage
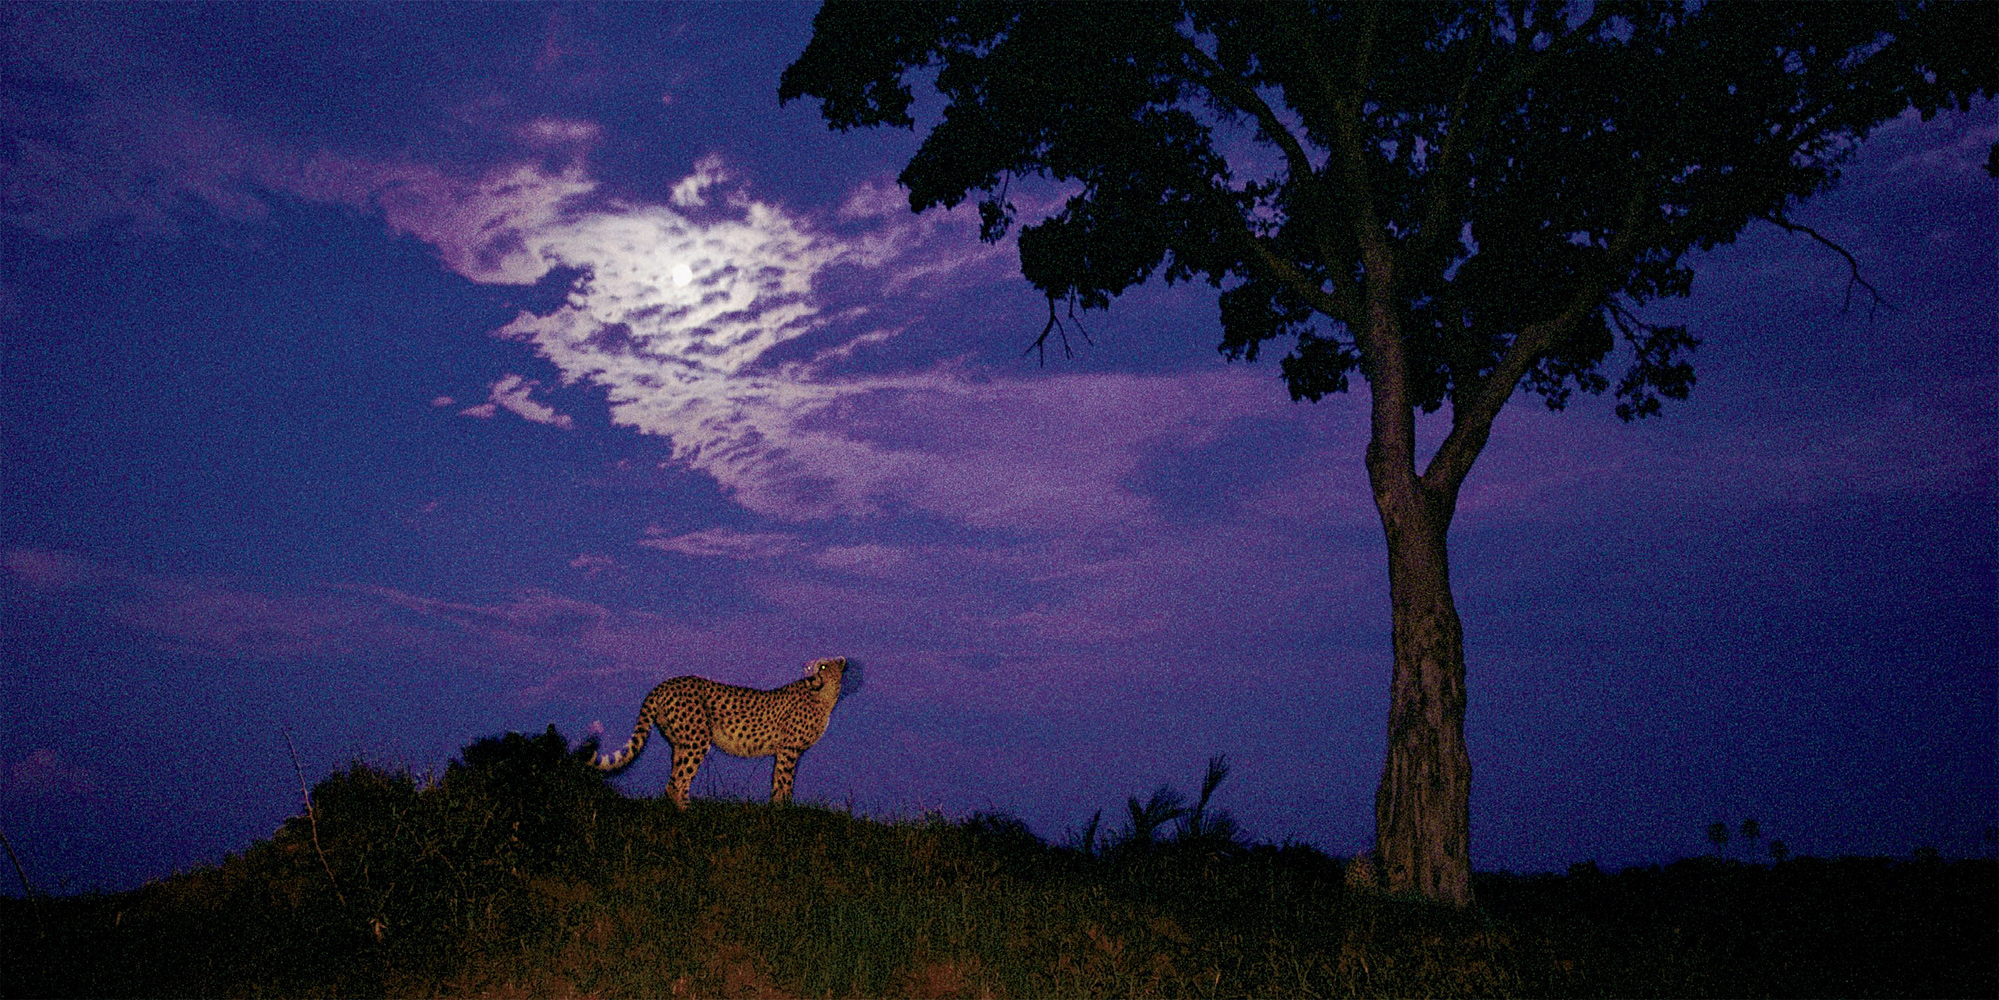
[1477,855,1999,998]
[2,737,1993,997]
[783,1,1997,421]
[437,725,624,869]
[0,728,628,997]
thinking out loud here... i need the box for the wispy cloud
[2,548,109,590]
[670,152,729,208]
[2,548,623,682]
[460,373,576,429]
[281,140,1294,531]
[0,749,102,802]
[13,86,1982,644]
[514,117,602,149]
[1,85,1265,532]
[640,526,805,560]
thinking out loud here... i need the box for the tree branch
[1320,8,1388,271]
[1760,213,1888,316]
[0,819,33,898]
[1023,292,1095,364]
[284,725,346,907]
[1174,33,1321,209]
[1234,232,1357,324]
[1421,174,1656,496]
[1300,7,1424,486]
[1405,15,1494,275]
[1171,30,1358,323]
[1407,6,1614,272]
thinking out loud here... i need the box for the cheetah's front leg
[771,747,803,804]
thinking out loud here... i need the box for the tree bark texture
[1369,478,1474,907]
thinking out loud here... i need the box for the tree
[1708,820,1731,856]
[780,2,1997,905]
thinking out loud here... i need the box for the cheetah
[591,656,846,810]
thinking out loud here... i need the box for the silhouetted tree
[1708,821,1731,856]
[782,1,1997,905]
[1740,817,1761,859]
[1769,838,1790,863]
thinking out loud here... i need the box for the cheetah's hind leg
[666,739,708,811]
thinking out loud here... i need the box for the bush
[4,736,1992,998]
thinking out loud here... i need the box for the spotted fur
[592,656,846,809]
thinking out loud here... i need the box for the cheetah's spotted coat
[592,656,846,809]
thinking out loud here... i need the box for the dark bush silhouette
[5,736,1993,998]
[437,725,621,868]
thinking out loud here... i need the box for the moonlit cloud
[0,90,1272,531]
[834,177,1045,294]
[297,145,1277,530]
[516,116,602,148]
[462,373,576,429]
[669,152,728,208]
[288,158,601,286]
[640,526,805,560]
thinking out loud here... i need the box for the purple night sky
[3,4,1993,894]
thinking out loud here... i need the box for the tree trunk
[1369,480,1474,906]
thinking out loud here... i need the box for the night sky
[3,4,1993,895]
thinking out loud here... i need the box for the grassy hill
[4,728,1992,998]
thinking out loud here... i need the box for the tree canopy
[784,2,1992,428]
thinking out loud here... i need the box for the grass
[3,728,1993,998]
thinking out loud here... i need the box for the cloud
[2,548,635,682]
[810,543,908,576]
[834,176,1048,294]
[301,145,1251,530]
[640,526,805,560]
[3,548,107,590]
[1,96,282,238]
[670,152,728,208]
[515,117,602,148]
[1874,103,1999,180]
[0,86,1237,531]
[569,553,616,577]
[111,574,353,661]
[0,749,102,801]
[460,373,575,429]
[1444,382,1995,529]
[26,85,1973,557]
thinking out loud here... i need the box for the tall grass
[3,729,1992,998]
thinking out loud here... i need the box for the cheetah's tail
[592,710,652,772]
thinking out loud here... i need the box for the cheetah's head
[804,656,846,698]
